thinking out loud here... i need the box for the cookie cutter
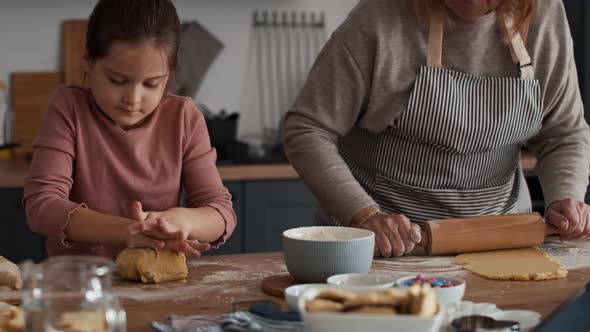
[451,315,521,332]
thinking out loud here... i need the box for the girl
[284,0,590,257]
[23,0,236,259]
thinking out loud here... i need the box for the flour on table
[539,239,590,270]
[115,261,288,302]
[372,255,466,279]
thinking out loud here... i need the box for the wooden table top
[116,251,589,332]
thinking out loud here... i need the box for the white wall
[0,0,359,139]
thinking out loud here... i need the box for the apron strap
[504,16,534,80]
[426,11,534,80]
[427,11,444,68]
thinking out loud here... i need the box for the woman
[284,0,590,257]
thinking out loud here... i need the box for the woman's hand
[545,198,590,241]
[127,201,210,257]
[351,208,422,257]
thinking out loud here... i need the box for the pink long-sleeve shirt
[23,86,236,258]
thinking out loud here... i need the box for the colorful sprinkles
[401,275,455,288]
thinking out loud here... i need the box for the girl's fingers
[164,241,202,258]
[128,236,164,250]
[186,240,210,252]
[156,219,186,240]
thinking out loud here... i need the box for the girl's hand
[127,201,210,257]
[352,210,422,257]
[126,233,209,258]
[546,198,590,241]
[129,201,189,240]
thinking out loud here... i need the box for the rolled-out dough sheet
[453,247,568,281]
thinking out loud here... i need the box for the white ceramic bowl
[298,286,444,332]
[396,275,466,306]
[327,273,397,290]
[284,284,333,312]
[283,227,375,283]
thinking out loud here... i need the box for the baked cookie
[315,290,356,303]
[305,298,344,312]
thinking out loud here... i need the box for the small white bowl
[396,275,466,306]
[284,284,333,312]
[327,273,397,290]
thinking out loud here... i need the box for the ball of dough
[116,248,187,283]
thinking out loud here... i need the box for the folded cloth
[150,303,304,332]
[172,21,224,97]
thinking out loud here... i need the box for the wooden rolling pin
[418,212,560,255]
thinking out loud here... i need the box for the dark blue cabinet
[244,180,316,253]
[0,188,46,263]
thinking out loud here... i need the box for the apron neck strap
[427,11,444,68]
[426,11,534,79]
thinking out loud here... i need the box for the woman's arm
[284,24,375,226]
[525,2,590,207]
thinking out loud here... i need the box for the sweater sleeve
[22,87,86,242]
[524,1,590,206]
[181,99,237,246]
[283,10,377,226]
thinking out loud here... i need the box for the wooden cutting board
[260,273,301,298]
[63,19,88,86]
[11,72,63,157]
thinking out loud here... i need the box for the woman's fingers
[396,215,415,254]
[361,212,417,257]
[545,206,570,236]
[571,203,590,240]
[375,231,392,258]
[380,217,404,257]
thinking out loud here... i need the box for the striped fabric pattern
[324,66,543,226]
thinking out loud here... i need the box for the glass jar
[21,255,126,332]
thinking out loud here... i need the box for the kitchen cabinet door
[0,188,46,263]
[244,180,316,253]
[204,181,245,255]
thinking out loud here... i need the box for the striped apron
[319,13,543,226]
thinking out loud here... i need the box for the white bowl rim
[283,226,375,242]
[395,275,466,288]
[327,273,398,287]
[285,283,332,297]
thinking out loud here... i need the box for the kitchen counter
[0,151,537,187]
[0,158,300,188]
[118,249,589,332]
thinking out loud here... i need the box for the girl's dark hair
[86,0,180,72]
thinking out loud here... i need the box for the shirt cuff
[60,203,88,247]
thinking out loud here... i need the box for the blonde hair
[415,0,536,44]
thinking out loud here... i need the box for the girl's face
[444,0,504,20]
[84,40,170,129]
